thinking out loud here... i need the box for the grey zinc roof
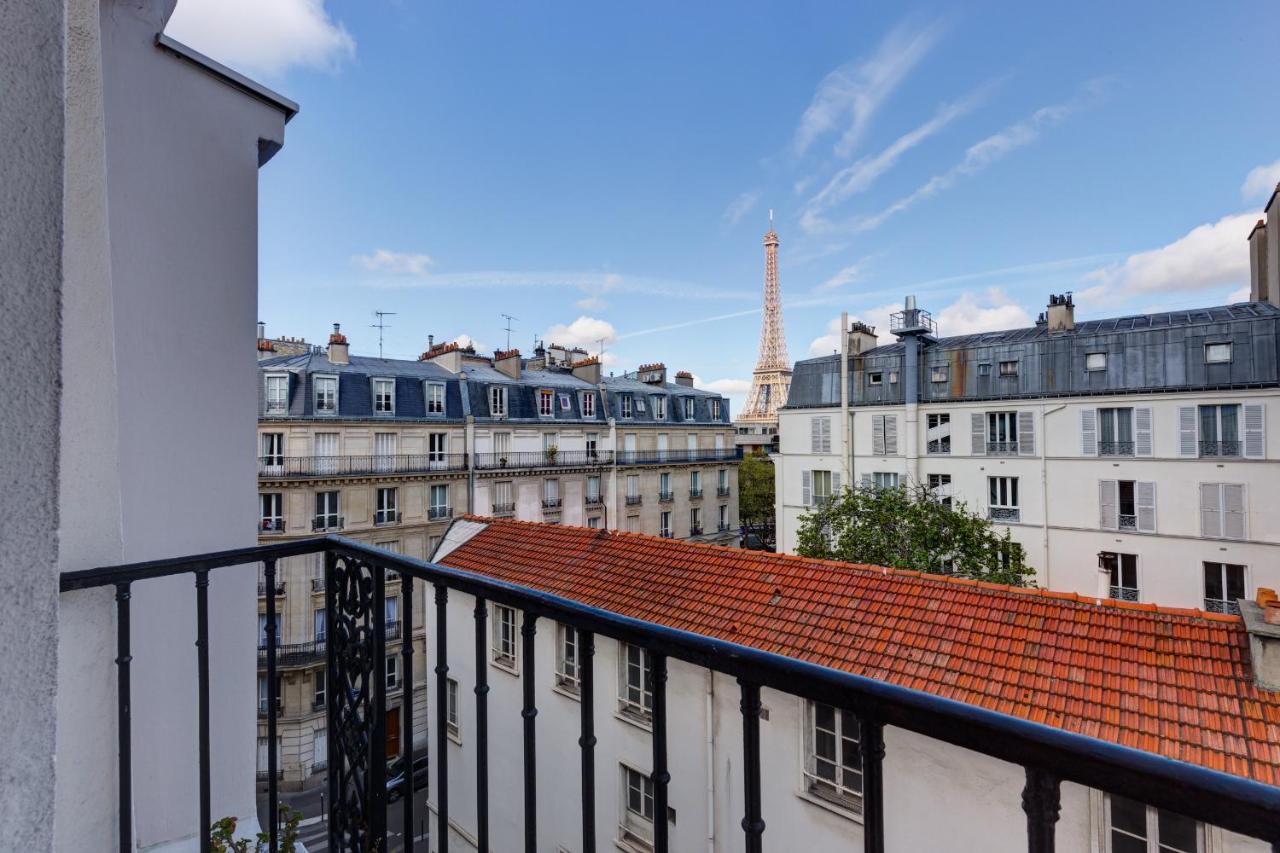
[784,301,1280,409]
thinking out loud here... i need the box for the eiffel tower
[739,213,791,427]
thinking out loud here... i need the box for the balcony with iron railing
[374,510,402,527]
[428,505,453,521]
[717,486,730,497]
[689,488,703,500]
[259,453,468,479]
[986,441,1019,456]
[584,494,603,507]
[689,525,703,536]
[541,498,563,511]
[260,518,286,534]
[1204,597,1242,616]
[1118,514,1137,532]
[658,491,674,503]
[492,502,515,516]
[617,448,741,466]
[475,450,613,470]
[1098,440,1134,457]
[312,515,344,532]
[257,580,285,597]
[625,495,642,506]
[989,507,1021,523]
[1200,440,1242,458]
[1110,586,1139,602]
[57,537,1280,853]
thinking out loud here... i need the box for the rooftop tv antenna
[501,314,518,350]
[596,337,607,360]
[370,310,397,358]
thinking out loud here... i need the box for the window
[998,360,1018,377]
[429,484,450,519]
[690,470,702,496]
[927,473,951,507]
[930,366,948,383]
[585,475,601,503]
[587,516,601,529]
[620,764,656,847]
[375,487,398,525]
[493,481,513,513]
[1199,404,1240,457]
[582,392,596,417]
[986,411,1018,454]
[988,476,1019,522]
[264,374,289,414]
[1098,408,1134,456]
[977,362,991,377]
[621,395,633,418]
[683,397,695,419]
[261,433,284,467]
[539,389,554,417]
[1086,352,1107,372]
[658,472,671,500]
[867,372,882,385]
[1205,342,1232,364]
[1106,794,1201,853]
[258,612,281,650]
[543,478,560,507]
[1204,562,1247,615]
[492,604,518,670]
[428,432,448,466]
[926,413,950,454]
[810,416,832,453]
[1199,482,1246,540]
[871,414,897,455]
[626,475,640,502]
[314,491,340,531]
[619,643,652,721]
[872,472,899,490]
[314,608,326,642]
[811,470,833,504]
[384,596,399,633]
[555,624,580,693]
[385,655,399,690]
[373,378,395,414]
[489,385,507,417]
[1099,480,1155,533]
[260,493,283,532]
[586,432,599,459]
[658,511,672,537]
[718,468,729,494]
[446,678,460,738]
[653,396,666,419]
[313,669,326,709]
[425,382,446,414]
[1101,553,1139,602]
[690,506,702,534]
[711,399,721,419]
[559,392,571,411]
[314,375,338,414]
[718,504,728,530]
[258,674,282,715]
[888,371,898,384]
[804,701,862,811]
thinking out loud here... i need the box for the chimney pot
[1046,293,1075,334]
[1241,589,1280,691]
[327,322,350,365]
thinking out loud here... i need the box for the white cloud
[544,316,618,351]
[1242,159,1280,201]
[806,304,897,356]
[722,191,761,227]
[353,249,434,276]
[165,0,355,77]
[934,288,1032,336]
[454,333,484,352]
[792,20,944,158]
[814,261,867,293]
[576,294,609,312]
[1079,212,1256,302]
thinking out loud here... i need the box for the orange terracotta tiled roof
[494,348,520,361]
[438,518,1280,786]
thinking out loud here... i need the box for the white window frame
[802,700,863,814]
[555,623,580,695]
[711,399,721,419]
[260,493,283,531]
[446,677,461,740]
[653,396,666,420]
[929,365,948,383]
[1103,793,1203,853]
[313,374,338,415]
[261,432,285,467]
[867,372,882,386]
[1085,352,1107,372]
[998,360,1018,377]
[385,655,400,691]
[313,669,326,709]
[429,483,450,519]
[489,385,508,418]
[988,476,1020,523]
[690,506,702,534]
[375,487,398,525]
[315,490,341,531]
[621,395,633,418]
[1204,342,1232,364]
[425,382,446,415]
[682,397,695,419]
[372,378,395,415]
[582,391,596,418]
[926,413,950,455]
[1203,561,1248,615]
[659,510,672,537]
[618,643,653,723]
[718,503,728,529]
[619,763,656,848]
[871,471,899,490]
[1100,552,1140,602]
[264,374,289,415]
[538,389,555,417]
[491,603,519,672]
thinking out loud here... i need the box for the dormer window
[711,399,721,419]
[1205,342,1232,364]
[489,386,508,417]
[653,396,667,419]
[582,391,596,418]
[635,397,646,413]
[264,374,288,415]
[1086,353,1107,372]
[425,382,445,415]
[538,389,554,417]
[559,393,571,411]
[998,360,1018,377]
[977,363,992,377]
[621,395,633,418]
[683,397,695,419]
[868,372,882,386]
[930,366,948,383]
[373,378,395,415]
[314,375,338,415]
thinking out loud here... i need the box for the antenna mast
[370,310,397,359]
[501,314,518,350]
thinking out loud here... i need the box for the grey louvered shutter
[1017,410,1035,456]
[971,412,986,455]
[810,417,822,453]
[1134,407,1153,457]
[1080,408,1098,456]
[872,416,886,455]
[1244,404,1265,459]
[832,472,842,496]
[860,473,872,488]
[1136,481,1156,533]
[1099,480,1118,530]
[801,470,812,506]
[1178,406,1198,457]
[820,417,832,453]
[1222,484,1246,540]
[885,415,898,455]
[1199,483,1222,538]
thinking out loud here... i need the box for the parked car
[386,754,430,802]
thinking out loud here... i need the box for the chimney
[494,348,522,380]
[846,321,878,356]
[1046,293,1074,334]
[674,370,694,388]
[637,363,667,384]
[1248,220,1268,302]
[428,334,435,350]
[257,321,266,340]
[1240,588,1280,691]
[571,355,602,384]
[1268,185,1280,309]
[327,323,349,365]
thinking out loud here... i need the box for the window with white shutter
[1222,484,1246,539]
[1199,483,1222,538]
[1178,406,1198,457]
[1199,483,1246,540]
[971,412,986,455]
[810,416,832,453]
[1017,410,1035,456]
[1133,407,1153,457]
[1244,403,1265,459]
[884,415,898,455]
[1099,480,1118,530]
[1135,481,1156,533]
[801,470,812,506]
[1080,409,1098,456]
[872,416,885,455]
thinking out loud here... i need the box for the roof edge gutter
[155,34,300,123]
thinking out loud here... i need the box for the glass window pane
[1110,834,1146,853]
[1204,564,1223,600]
[1156,809,1197,852]
[1199,406,1217,443]
[1225,565,1246,601]
[1110,795,1147,837]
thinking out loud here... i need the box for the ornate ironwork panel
[326,550,387,851]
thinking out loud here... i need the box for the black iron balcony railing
[57,537,1280,853]
[475,450,614,470]
[689,488,703,499]
[986,441,1019,456]
[658,491,674,503]
[1098,440,1135,457]
[1118,514,1137,532]
[257,580,285,597]
[989,507,1021,523]
[312,515,343,532]
[541,498,563,510]
[584,495,603,507]
[717,486,730,497]
[260,518,286,534]
[717,523,731,532]
[259,454,468,478]
[492,502,515,516]
[1200,440,1242,458]
[617,448,741,466]
[258,639,324,668]
[625,495,642,506]
[429,506,453,521]
[689,525,703,536]
[1110,586,1139,603]
[374,510,401,526]
[310,577,325,592]
[1204,597,1242,616]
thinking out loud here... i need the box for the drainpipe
[902,322,920,486]
[1041,404,1066,588]
[840,311,851,486]
[705,670,716,853]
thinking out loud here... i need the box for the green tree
[737,452,775,528]
[795,482,1034,586]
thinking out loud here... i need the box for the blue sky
[168,0,1280,414]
